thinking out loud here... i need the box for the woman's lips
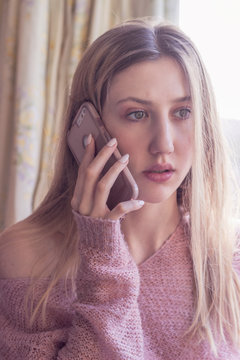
[143,163,175,183]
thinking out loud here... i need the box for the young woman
[0,19,240,359]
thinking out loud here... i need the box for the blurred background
[0,0,239,230]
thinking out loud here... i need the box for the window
[179,0,240,121]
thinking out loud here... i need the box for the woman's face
[102,56,193,204]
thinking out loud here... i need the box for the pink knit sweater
[0,212,239,359]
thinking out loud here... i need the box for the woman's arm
[58,212,143,359]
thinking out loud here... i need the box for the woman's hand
[71,134,144,220]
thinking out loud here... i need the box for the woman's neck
[121,194,181,265]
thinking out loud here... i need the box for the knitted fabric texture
[0,212,239,359]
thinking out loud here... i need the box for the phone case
[67,102,139,210]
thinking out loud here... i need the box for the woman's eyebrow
[116,95,191,106]
[116,97,152,105]
[173,95,191,103]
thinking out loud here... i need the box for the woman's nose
[148,119,174,155]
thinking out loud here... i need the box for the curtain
[0,0,179,230]
[0,0,49,229]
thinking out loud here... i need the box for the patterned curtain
[0,0,179,230]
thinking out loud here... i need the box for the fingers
[106,200,145,220]
[71,134,145,220]
[73,136,118,215]
[90,154,130,217]
[79,137,118,215]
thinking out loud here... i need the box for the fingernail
[107,138,117,147]
[83,134,92,147]
[137,200,144,206]
[119,154,129,163]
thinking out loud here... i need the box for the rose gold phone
[67,102,139,210]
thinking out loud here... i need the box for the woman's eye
[174,108,191,120]
[127,110,147,121]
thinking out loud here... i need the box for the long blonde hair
[14,19,240,353]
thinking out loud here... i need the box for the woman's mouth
[143,164,175,183]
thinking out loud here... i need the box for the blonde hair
[13,19,240,353]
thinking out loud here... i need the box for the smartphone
[67,102,139,210]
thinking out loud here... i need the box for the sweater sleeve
[0,212,144,360]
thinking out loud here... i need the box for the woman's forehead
[105,57,190,105]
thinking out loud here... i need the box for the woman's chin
[137,189,177,205]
